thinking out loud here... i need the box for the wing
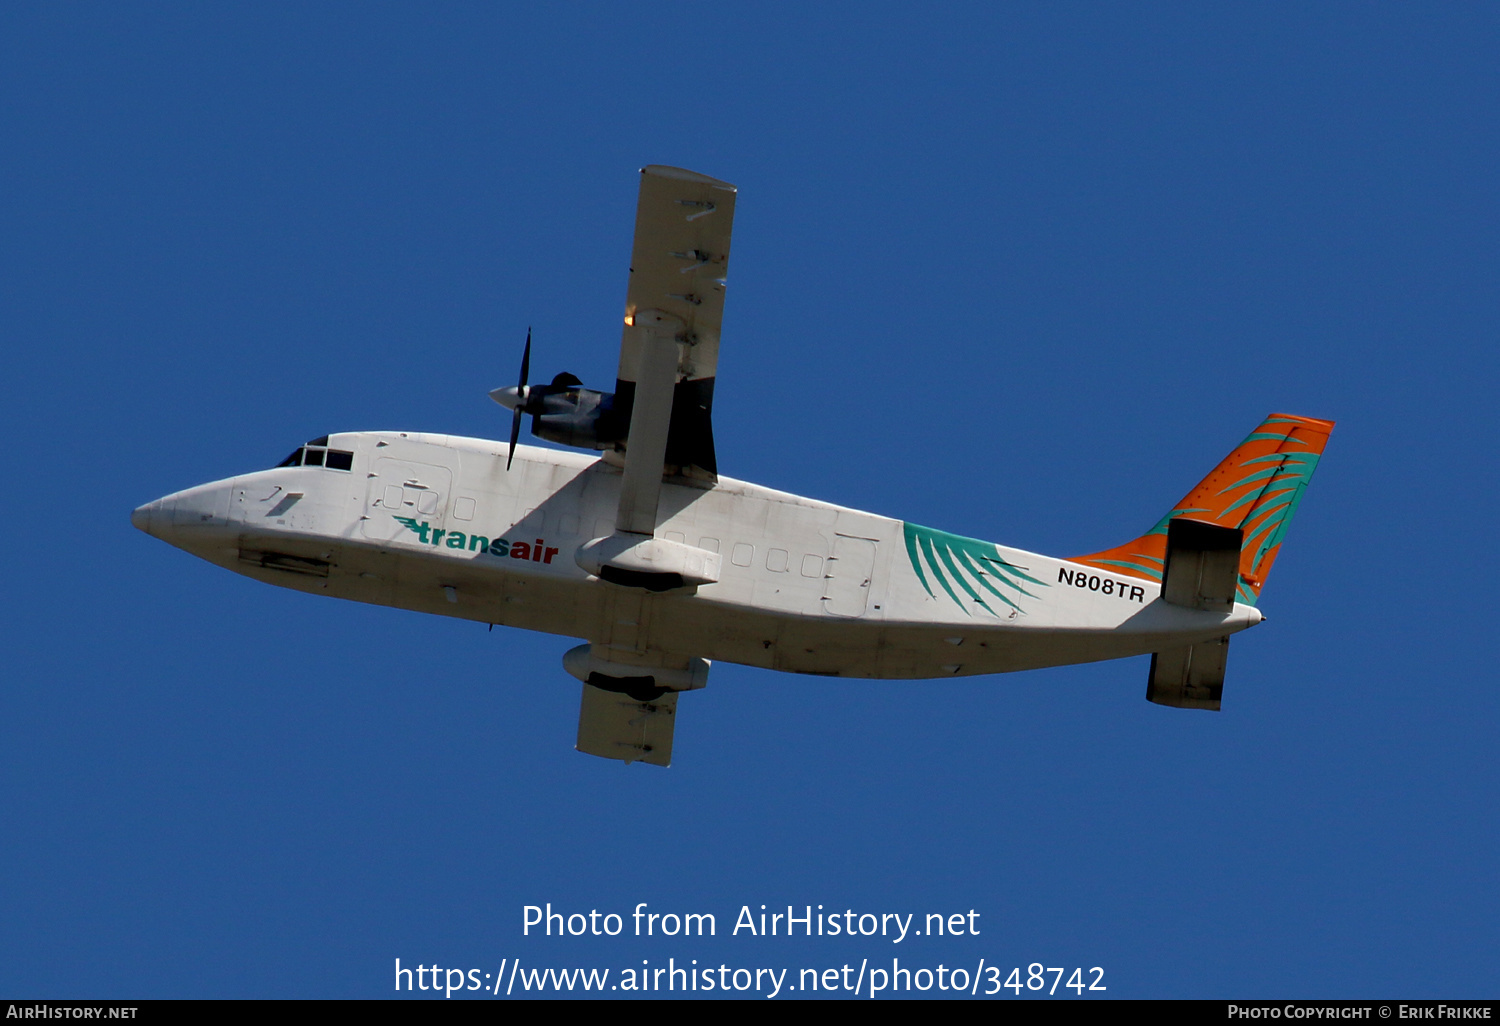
[613,166,736,486]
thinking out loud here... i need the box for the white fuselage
[133,430,1262,680]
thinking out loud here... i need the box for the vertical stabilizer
[1072,414,1334,605]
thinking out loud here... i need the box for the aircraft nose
[131,482,231,543]
[131,497,171,537]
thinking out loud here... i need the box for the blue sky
[2,3,1496,999]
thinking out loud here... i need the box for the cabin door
[823,535,878,617]
[362,457,453,541]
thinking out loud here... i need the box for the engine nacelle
[531,386,628,450]
[563,643,710,702]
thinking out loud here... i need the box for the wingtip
[639,165,736,190]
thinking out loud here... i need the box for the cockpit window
[272,444,353,471]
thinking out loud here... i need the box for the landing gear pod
[562,644,710,695]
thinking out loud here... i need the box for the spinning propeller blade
[507,327,531,471]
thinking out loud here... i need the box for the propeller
[487,329,587,469]
[486,328,533,470]
[507,327,531,470]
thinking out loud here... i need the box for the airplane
[132,165,1334,767]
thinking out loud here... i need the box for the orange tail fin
[1072,413,1334,605]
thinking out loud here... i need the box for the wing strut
[614,310,683,536]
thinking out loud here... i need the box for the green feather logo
[903,523,1049,616]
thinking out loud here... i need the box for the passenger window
[699,537,720,553]
[417,490,439,515]
[665,531,685,544]
[767,548,790,573]
[731,543,753,568]
[454,497,476,521]
[382,485,404,509]
[801,554,823,578]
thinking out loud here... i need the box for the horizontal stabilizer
[1148,637,1229,711]
[1161,517,1243,612]
[576,684,677,766]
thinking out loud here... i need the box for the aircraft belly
[616,590,1260,681]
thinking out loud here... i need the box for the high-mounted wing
[572,169,734,763]
[613,166,735,504]
[573,171,733,590]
